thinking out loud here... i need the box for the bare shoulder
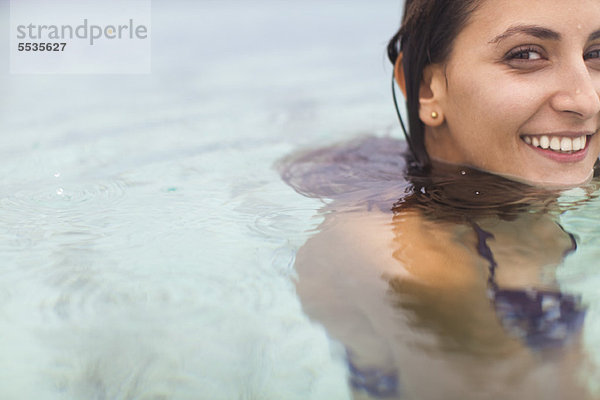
[295,209,401,284]
[293,206,496,374]
[390,209,484,287]
[296,208,482,288]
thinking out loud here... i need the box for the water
[0,1,403,399]
[3,1,599,399]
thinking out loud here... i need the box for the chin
[502,168,595,189]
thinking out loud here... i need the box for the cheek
[446,72,545,140]
[438,72,552,171]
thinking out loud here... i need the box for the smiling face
[422,0,600,186]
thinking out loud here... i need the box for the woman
[281,0,600,398]
[390,0,600,186]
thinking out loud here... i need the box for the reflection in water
[280,136,600,399]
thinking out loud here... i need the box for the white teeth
[560,137,572,151]
[522,134,588,153]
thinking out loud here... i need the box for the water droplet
[56,188,64,195]
[475,191,480,195]
[54,172,61,178]
[460,170,466,175]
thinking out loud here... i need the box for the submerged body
[281,136,600,399]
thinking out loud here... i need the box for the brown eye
[512,50,542,60]
[505,45,546,62]
[584,49,600,60]
[503,45,548,70]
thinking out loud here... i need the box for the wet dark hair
[387,0,482,167]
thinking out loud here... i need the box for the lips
[521,132,593,162]
[521,134,587,153]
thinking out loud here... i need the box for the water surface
[0,1,402,399]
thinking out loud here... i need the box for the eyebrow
[488,24,561,44]
[589,30,600,41]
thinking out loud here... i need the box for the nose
[550,58,600,119]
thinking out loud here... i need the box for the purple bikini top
[471,222,586,349]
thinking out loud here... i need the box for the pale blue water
[0,1,402,399]
[558,188,600,394]
[1,1,600,399]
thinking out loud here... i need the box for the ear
[419,64,446,127]
[394,53,407,97]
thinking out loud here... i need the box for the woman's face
[424,0,600,186]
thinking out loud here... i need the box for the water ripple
[0,178,127,250]
[2,178,127,214]
[250,207,318,240]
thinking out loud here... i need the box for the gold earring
[431,111,439,119]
